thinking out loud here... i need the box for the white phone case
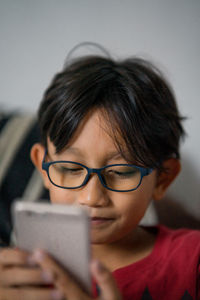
[12,201,91,293]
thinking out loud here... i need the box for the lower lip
[91,218,114,226]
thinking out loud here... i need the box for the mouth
[90,217,114,227]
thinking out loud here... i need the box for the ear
[30,143,51,189]
[153,158,181,201]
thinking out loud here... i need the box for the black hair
[38,53,185,170]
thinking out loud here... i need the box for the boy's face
[32,109,168,245]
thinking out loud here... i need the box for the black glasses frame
[42,150,153,192]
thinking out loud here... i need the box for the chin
[90,231,119,245]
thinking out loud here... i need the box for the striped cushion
[0,112,49,245]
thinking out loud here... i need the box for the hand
[30,249,122,300]
[0,247,58,300]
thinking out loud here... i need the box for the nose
[77,174,110,207]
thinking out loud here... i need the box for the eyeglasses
[42,150,153,192]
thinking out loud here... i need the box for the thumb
[90,260,122,300]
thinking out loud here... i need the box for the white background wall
[0,0,199,218]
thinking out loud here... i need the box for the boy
[0,54,199,300]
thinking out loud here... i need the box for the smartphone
[12,201,91,293]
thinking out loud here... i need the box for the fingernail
[92,259,105,273]
[51,289,64,300]
[32,249,44,263]
[27,255,37,266]
[27,249,44,265]
[41,270,54,283]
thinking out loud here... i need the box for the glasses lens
[102,165,141,191]
[48,162,87,188]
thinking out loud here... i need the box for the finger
[30,249,89,300]
[0,287,58,300]
[0,248,29,267]
[90,260,122,300]
[0,267,54,287]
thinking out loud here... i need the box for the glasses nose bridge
[86,167,104,184]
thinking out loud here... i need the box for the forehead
[48,108,128,160]
[65,108,120,143]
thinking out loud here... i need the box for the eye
[105,166,139,179]
[53,163,85,175]
[109,170,137,177]
[62,167,83,173]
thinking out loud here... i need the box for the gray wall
[0,0,200,219]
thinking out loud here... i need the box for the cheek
[49,187,75,205]
[119,195,149,222]
[117,182,155,223]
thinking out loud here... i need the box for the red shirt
[93,225,200,299]
[113,225,200,300]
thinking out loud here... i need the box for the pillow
[0,112,49,245]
